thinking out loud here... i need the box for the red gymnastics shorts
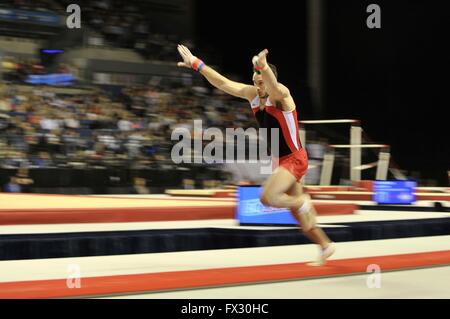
[272,148,309,182]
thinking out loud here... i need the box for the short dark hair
[254,63,278,79]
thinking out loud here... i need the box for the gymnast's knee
[302,225,318,233]
[260,192,270,206]
[260,190,276,207]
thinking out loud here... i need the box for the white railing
[299,119,391,185]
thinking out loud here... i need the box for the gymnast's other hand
[177,44,197,69]
[252,48,269,70]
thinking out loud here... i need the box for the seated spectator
[131,177,150,194]
[15,167,34,192]
[3,176,21,193]
[31,152,54,168]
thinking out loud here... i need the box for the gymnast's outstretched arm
[177,44,256,101]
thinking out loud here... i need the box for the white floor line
[0,211,447,234]
[0,219,237,234]
[0,236,449,283]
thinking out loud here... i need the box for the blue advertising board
[25,73,75,86]
[373,181,416,204]
[0,8,61,26]
[236,186,297,225]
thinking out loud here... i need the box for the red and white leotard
[249,95,308,180]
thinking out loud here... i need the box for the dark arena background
[0,0,448,303]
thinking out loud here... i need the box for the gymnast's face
[253,72,266,96]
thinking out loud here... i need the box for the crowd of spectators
[0,0,61,12]
[54,0,192,62]
[0,76,255,175]
[2,0,216,64]
[0,0,245,191]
